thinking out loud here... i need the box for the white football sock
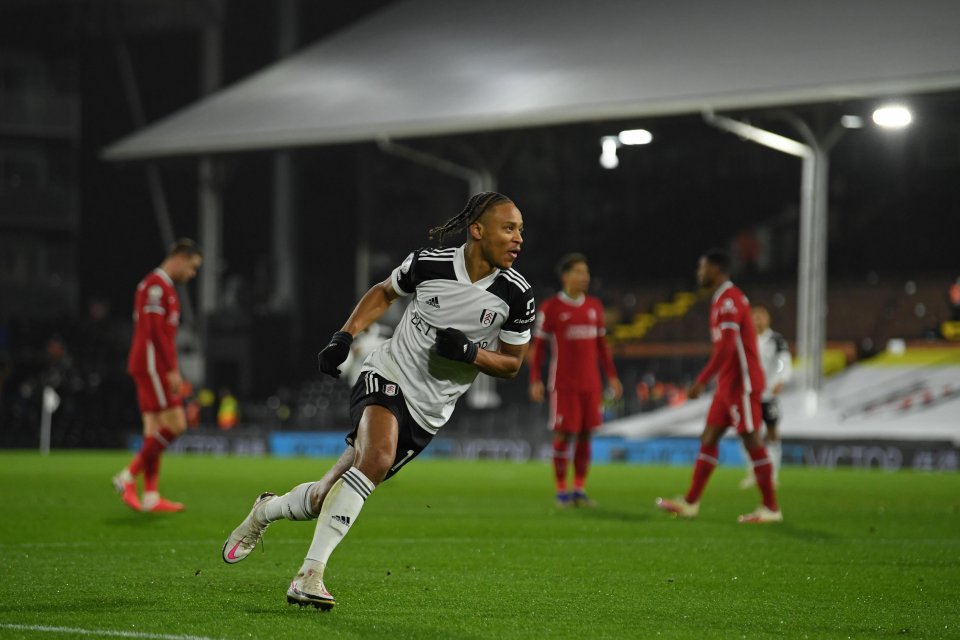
[739,441,753,476]
[262,482,320,523]
[305,467,374,565]
[767,441,782,481]
[142,491,159,510]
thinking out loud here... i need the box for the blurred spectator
[949,276,960,322]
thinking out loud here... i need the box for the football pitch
[1,451,958,640]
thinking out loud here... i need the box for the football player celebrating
[221,192,535,610]
[656,249,782,523]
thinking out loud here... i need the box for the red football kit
[696,281,766,434]
[127,268,183,413]
[530,292,617,433]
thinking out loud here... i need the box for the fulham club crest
[480,309,498,327]
[383,384,398,396]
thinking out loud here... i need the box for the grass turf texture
[1,452,958,639]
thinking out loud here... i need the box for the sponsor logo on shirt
[425,296,441,309]
[564,325,600,340]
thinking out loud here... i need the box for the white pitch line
[0,623,223,640]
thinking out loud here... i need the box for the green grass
[1,452,958,639]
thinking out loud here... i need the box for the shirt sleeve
[595,300,617,380]
[141,283,178,372]
[390,250,419,297]
[500,287,536,345]
[696,295,741,386]
[770,333,793,388]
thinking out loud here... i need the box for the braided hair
[427,192,513,246]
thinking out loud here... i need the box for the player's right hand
[318,331,353,378]
[529,381,545,403]
[166,370,184,396]
[688,381,705,399]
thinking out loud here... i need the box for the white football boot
[287,560,336,610]
[221,492,276,563]
[737,505,784,524]
[655,496,700,519]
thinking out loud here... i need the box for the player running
[529,253,622,507]
[221,192,535,610]
[112,239,202,513]
[656,249,782,523]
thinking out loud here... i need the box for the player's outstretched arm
[341,278,400,337]
[474,341,529,379]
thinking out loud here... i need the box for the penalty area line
[0,623,223,640]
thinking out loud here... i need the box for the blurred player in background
[221,192,535,610]
[739,305,791,489]
[112,239,202,513]
[656,249,782,523]
[529,253,622,507]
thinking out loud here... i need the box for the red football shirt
[529,292,617,393]
[127,268,180,376]
[696,281,765,395]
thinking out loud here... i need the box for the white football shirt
[362,244,535,433]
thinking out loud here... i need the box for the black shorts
[346,370,434,481]
[761,398,781,427]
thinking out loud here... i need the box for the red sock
[749,446,779,511]
[573,438,591,491]
[552,438,569,492]
[144,455,160,492]
[127,447,150,477]
[143,428,178,493]
[685,444,719,504]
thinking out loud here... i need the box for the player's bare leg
[287,405,396,610]
[765,424,781,486]
[222,447,354,564]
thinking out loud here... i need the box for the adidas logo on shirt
[425,296,440,309]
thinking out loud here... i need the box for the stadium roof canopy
[103,0,960,160]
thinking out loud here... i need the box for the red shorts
[706,390,762,434]
[131,371,182,414]
[549,388,603,434]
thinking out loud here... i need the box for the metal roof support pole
[270,0,298,316]
[197,2,224,386]
[374,137,499,409]
[702,110,827,415]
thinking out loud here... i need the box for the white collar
[453,244,500,287]
[153,268,174,287]
[711,280,733,303]
[558,291,586,306]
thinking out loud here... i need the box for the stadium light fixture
[872,104,912,129]
[618,128,653,145]
[840,115,864,129]
[599,135,620,169]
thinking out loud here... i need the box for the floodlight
[872,105,912,129]
[618,129,653,145]
[599,136,620,169]
[840,115,863,129]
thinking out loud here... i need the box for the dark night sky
[4,1,960,383]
